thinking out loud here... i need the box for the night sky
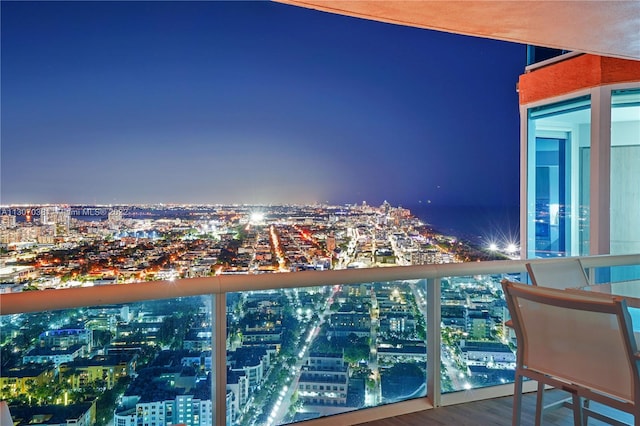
[1,1,526,207]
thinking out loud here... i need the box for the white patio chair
[525,258,601,420]
[526,258,589,289]
[502,279,640,426]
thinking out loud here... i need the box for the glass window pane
[1,296,213,426]
[226,282,427,425]
[610,89,640,257]
[610,88,640,282]
[440,274,516,393]
[527,96,591,258]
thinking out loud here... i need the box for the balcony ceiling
[275,0,640,61]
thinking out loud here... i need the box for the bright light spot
[463,382,472,390]
[488,243,498,251]
[250,212,265,223]
[506,243,518,252]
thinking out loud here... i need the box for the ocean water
[406,204,520,248]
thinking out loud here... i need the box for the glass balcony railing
[525,45,572,67]
[440,274,516,394]
[1,296,216,426]
[1,254,639,426]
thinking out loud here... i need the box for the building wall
[519,54,640,104]
[0,367,54,395]
[519,53,640,258]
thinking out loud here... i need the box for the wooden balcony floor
[359,389,632,426]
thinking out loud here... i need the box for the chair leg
[570,394,583,426]
[512,372,524,426]
[534,381,545,426]
[582,399,589,426]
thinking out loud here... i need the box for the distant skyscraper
[0,215,16,229]
[381,200,391,216]
[326,232,336,254]
[108,209,123,229]
[39,207,53,225]
[40,206,70,236]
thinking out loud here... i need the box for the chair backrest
[526,258,589,289]
[0,401,13,426]
[501,279,639,403]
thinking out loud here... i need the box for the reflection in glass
[527,96,591,258]
[610,89,640,260]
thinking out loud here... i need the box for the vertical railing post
[590,86,612,258]
[426,277,441,407]
[584,265,595,284]
[212,292,227,425]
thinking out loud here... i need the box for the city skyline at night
[0,201,517,425]
[2,2,638,422]
[1,1,525,207]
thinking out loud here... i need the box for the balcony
[2,0,639,424]
[2,253,639,425]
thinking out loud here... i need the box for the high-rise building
[518,54,640,276]
[40,206,71,236]
[326,232,336,254]
[108,209,123,229]
[0,215,16,229]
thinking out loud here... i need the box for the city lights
[1,202,518,425]
[486,236,520,259]
[249,212,265,224]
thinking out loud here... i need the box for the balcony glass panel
[610,89,640,267]
[589,264,640,285]
[527,96,591,258]
[0,296,213,426]
[525,45,571,66]
[440,274,516,393]
[226,282,427,425]
[4,256,640,425]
